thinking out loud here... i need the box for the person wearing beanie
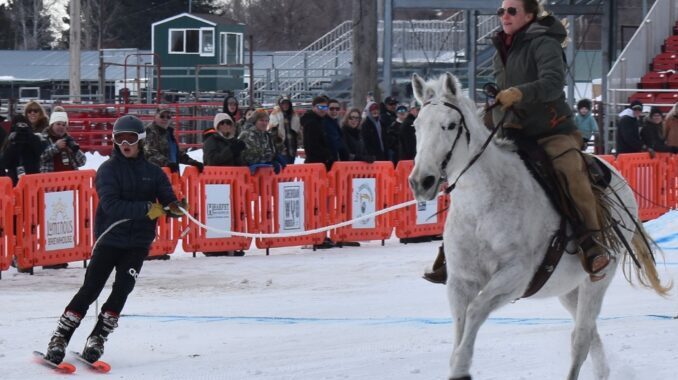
[616,100,650,154]
[664,103,678,149]
[143,105,204,174]
[574,98,598,150]
[268,95,302,164]
[0,114,45,185]
[203,113,246,166]
[641,107,676,153]
[40,110,87,173]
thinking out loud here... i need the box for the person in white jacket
[267,95,302,164]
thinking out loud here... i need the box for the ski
[70,351,111,373]
[33,351,76,374]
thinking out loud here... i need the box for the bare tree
[9,0,54,49]
[351,0,378,110]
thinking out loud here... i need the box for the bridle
[420,100,507,194]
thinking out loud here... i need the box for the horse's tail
[621,222,672,297]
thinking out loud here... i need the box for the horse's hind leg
[448,265,524,379]
[561,283,611,380]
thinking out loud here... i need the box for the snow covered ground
[1,152,676,379]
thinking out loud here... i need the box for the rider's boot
[82,311,119,363]
[580,235,610,282]
[45,310,82,364]
[423,245,447,284]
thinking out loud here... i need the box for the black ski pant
[66,244,148,317]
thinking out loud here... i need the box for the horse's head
[408,72,479,201]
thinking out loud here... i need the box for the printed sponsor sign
[205,184,231,238]
[351,178,376,229]
[277,182,305,233]
[44,191,75,251]
[416,200,438,225]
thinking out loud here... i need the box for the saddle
[512,136,613,297]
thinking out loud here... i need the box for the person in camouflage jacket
[143,106,204,173]
[238,109,286,173]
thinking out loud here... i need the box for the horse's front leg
[447,274,480,380]
[449,264,525,379]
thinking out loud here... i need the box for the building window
[220,32,243,65]
[169,28,214,55]
[200,28,214,56]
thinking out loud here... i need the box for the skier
[43,115,187,364]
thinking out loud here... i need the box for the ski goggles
[113,131,145,145]
[496,7,518,17]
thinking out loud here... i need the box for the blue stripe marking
[122,314,676,326]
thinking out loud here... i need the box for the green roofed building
[152,12,246,94]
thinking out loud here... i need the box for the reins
[420,100,509,195]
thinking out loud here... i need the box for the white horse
[408,73,669,380]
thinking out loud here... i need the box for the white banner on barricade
[278,182,305,233]
[351,178,376,229]
[205,184,232,239]
[44,191,76,251]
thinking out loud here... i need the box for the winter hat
[156,104,172,115]
[278,95,291,105]
[576,98,592,110]
[368,102,379,112]
[213,113,233,128]
[384,96,398,105]
[12,114,30,129]
[629,100,643,110]
[250,108,270,123]
[649,107,663,117]
[49,111,69,125]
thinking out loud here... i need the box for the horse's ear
[444,72,460,97]
[412,73,433,104]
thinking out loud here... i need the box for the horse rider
[424,0,610,283]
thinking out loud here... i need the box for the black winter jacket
[0,127,45,185]
[399,114,417,161]
[616,113,645,154]
[301,110,333,168]
[203,129,246,166]
[94,147,177,250]
[361,116,386,161]
[342,125,370,161]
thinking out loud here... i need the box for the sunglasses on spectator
[218,120,234,126]
[349,115,361,121]
[329,107,341,111]
[26,109,40,114]
[113,131,145,146]
[317,105,329,111]
[496,7,518,16]
[159,114,172,120]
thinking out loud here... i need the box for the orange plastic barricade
[252,164,328,250]
[147,169,182,257]
[393,160,448,239]
[0,177,14,277]
[667,154,678,210]
[13,171,96,273]
[181,166,252,254]
[616,153,669,221]
[327,161,395,243]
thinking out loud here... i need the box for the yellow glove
[496,87,523,111]
[166,199,189,218]
[147,202,165,220]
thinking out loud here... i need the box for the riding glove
[166,199,189,218]
[147,202,165,220]
[496,87,523,111]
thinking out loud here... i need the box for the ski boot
[82,311,119,363]
[45,310,82,364]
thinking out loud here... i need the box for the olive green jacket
[491,15,576,139]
